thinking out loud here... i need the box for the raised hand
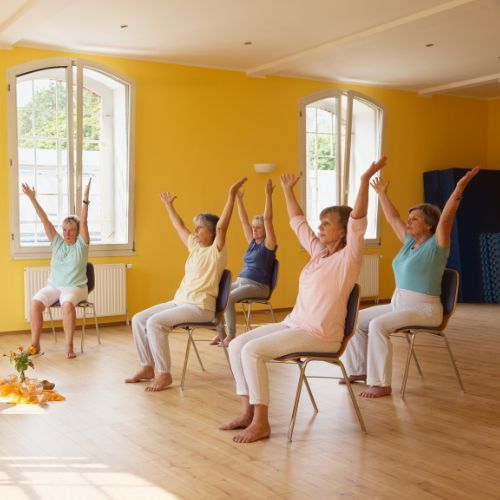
[265,179,275,195]
[370,177,389,196]
[456,166,480,195]
[280,173,302,190]
[160,192,177,205]
[360,155,387,182]
[83,177,92,200]
[22,183,36,201]
[236,190,245,201]
[229,177,248,197]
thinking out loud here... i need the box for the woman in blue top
[214,180,277,347]
[23,179,92,359]
[342,166,479,398]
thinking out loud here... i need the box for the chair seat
[396,325,443,333]
[275,351,341,361]
[173,320,220,329]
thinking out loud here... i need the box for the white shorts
[32,286,88,308]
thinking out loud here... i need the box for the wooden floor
[0,303,499,500]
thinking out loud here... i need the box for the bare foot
[219,413,253,430]
[233,423,271,443]
[359,386,392,398]
[221,335,235,348]
[65,346,77,359]
[339,374,367,385]
[125,366,155,383]
[145,372,173,392]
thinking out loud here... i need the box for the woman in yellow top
[125,177,246,392]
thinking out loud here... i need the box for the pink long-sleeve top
[283,214,367,342]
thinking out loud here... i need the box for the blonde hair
[63,215,80,231]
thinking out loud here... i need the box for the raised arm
[370,176,406,244]
[263,179,277,250]
[435,166,480,248]
[79,178,91,244]
[280,173,303,220]
[236,191,253,243]
[22,183,57,241]
[351,155,387,219]
[215,177,248,251]
[160,192,191,247]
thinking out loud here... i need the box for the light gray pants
[228,322,341,405]
[132,301,213,373]
[342,288,443,387]
[217,277,270,337]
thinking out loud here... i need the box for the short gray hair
[193,213,219,241]
[252,215,264,224]
[63,215,80,231]
[408,203,441,234]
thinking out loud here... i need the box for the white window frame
[7,57,136,259]
[299,89,384,246]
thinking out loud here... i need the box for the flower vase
[19,372,26,383]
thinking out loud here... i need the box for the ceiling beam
[419,73,500,95]
[246,0,478,78]
[0,0,40,48]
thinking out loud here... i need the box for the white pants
[132,301,214,373]
[228,322,341,406]
[342,288,443,387]
[32,285,88,308]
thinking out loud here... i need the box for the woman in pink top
[220,156,387,443]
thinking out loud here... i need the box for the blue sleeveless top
[239,240,276,285]
[392,234,449,296]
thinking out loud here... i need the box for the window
[8,58,135,258]
[300,90,384,244]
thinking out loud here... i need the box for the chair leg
[241,303,251,332]
[296,362,318,413]
[268,303,276,323]
[405,332,424,377]
[246,303,252,330]
[338,361,367,433]
[288,363,307,442]
[91,303,101,344]
[442,333,465,393]
[48,307,57,343]
[180,331,192,391]
[221,344,234,380]
[401,333,417,398]
[81,306,87,353]
[190,335,205,372]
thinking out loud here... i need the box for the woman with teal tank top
[23,179,92,359]
[342,166,480,398]
[213,180,277,347]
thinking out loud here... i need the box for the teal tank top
[392,234,449,297]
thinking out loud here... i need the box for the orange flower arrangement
[3,346,38,382]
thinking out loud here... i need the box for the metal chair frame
[273,284,366,442]
[173,270,233,391]
[238,259,279,331]
[48,262,100,353]
[392,268,464,397]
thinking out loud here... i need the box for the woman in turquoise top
[23,179,92,359]
[213,180,277,347]
[342,166,479,398]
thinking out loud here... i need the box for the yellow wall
[0,47,489,332]
[487,99,500,167]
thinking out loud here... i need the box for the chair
[238,259,279,331]
[392,268,463,398]
[48,262,100,353]
[173,269,232,391]
[273,284,365,442]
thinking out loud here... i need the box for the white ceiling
[1,0,500,98]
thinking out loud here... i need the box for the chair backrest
[215,269,232,319]
[440,268,460,329]
[337,283,361,357]
[86,262,95,294]
[267,259,279,299]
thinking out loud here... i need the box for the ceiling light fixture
[244,41,252,46]
[120,24,128,29]
[425,43,434,47]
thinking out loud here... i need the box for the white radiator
[24,264,128,322]
[359,255,380,300]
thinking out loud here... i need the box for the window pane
[83,67,129,245]
[347,97,382,240]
